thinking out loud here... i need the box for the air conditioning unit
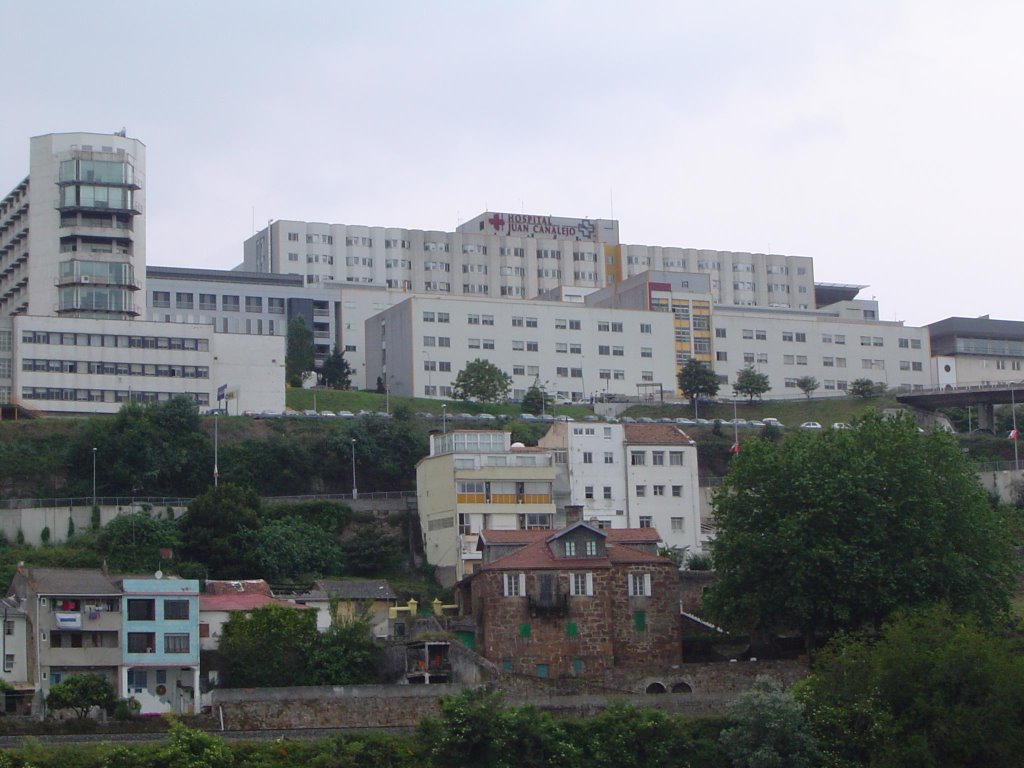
[80,275,90,283]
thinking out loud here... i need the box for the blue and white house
[119,577,200,714]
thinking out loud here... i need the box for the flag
[1010,428,1020,441]
[729,442,740,455]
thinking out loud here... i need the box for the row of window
[502,572,653,597]
[21,330,209,351]
[21,388,210,405]
[47,630,191,654]
[21,359,209,379]
[152,292,286,314]
[583,483,685,499]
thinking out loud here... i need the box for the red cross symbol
[488,213,505,231]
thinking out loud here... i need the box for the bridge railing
[0,491,418,510]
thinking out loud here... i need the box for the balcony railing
[527,590,568,618]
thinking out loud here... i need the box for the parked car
[762,417,784,428]
[620,416,637,424]
[748,420,765,428]
[302,409,319,417]
[800,421,823,430]
[319,411,336,418]
[636,417,655,424]
[520,413,539,421]
[336,410,355,419]
[674,418,696,426]
[476,413,497,421]
[831,422,850,430]
[583,415,599,422]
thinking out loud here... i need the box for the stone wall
[473,562,682,678]
[209,659,809,730]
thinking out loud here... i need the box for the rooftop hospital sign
[484,213,598,240]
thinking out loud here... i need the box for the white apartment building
[240,212,815,307]
[712,305,932,399]
[537,422,702,554]
[365,295,676,403]
[416,430,562,586]
[0,132,285,414]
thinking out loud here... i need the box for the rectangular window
[503,573,525,597]
[127,599,156,621]
[3,654,12,673]
[672,485,682,497]
[603,486,612,499]
[165,634,190,654]
[630,451,645,465]
[669,451,684,466]
[564,541,576,556]
[604,452,614,464]
[629,573,652,597]
[127,632,155,653]
[653,485,665,496]
[585,486,594,499]
[639,515,652,527]
[163,600,190,620]
[570,572,594,596]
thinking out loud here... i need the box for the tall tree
[676,359,720,406]
[219,604,319,687]
[849,378,883,399]
[452,359,512,403]
[320,346,353,390]
[179,484,263,578]
[733,366,770,403]
[46,674,116,719]
[285,316,315,387]
[705,413,1017,656]
[521,385,552,415]
[796,606,1024,768]
[795,375,819,399]
[720,677,820,768]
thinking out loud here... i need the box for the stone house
[459,521,682,679]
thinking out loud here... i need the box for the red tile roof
[478,527,661,547]
[623,424,694,444]
[480,538,671,572]
[204,579,272,596]
[199,593,307,612]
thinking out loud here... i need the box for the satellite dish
[154,570,164,580]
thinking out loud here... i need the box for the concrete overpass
[896,380,1024,431]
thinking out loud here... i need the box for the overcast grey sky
[2,1,1021,327]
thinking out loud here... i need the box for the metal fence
[0,491,418,510]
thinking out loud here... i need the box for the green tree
[796,606,1024,768]
[339,523,402,576]
[46,674,116,719]
[179,484,262,578]
[720,677,820,768]
[705,413,1017,656]
[733,366,770,403]
[452,359,512,403]
[235,515,341,582]
[677,359,720,406]
[286,316,315,387]
[308,614,383,685]
[158,718,235,768]
[328,416,429,492]
[794,375,819,399]
[66,397,211,497]
[219,604,319,688]
[320,346,353,390]
[848,378,883,399]
[97,511,181,573]
[521,385,552,416]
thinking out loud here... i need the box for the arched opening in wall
[671,681,693,693]
[645,682,666,694]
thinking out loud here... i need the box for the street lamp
[350,438,358,500]
[442,403,447,434]
[91,447,97,505]
[213,411,220,488]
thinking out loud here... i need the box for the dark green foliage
[452,359,512,403]
[236,516,343,582]
[848,378,884,399]
[180,484,262,578]
[720,677,820,768]
[676,358,720,405]
[329,417,428,492]
[796,606,1024,768]
[307,616,383,686]
[706,413,1018,654]
[733,366,770,403]
[40,526,50,544]
[90,505,101,531]
[286,316,315,387]
[66,517,75,539]
[65,398,212,497]
[97,512,180,573]
[218,434,314,496]
[46,674,116,719]
[320,346,353,390]
[686,552,713,571]
[219,605,380,689]
[263,500,352,532]
[220,604,320,687]
[338,523,402,576]
[794,375,819,399]
[521,386,552,416]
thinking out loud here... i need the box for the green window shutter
[572,657,584,674]
[519,623,532,638]
[536,663,549,679]
[500,658,512,671]
[633,610,647,631]
[566,622,578,638]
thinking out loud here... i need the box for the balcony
[527,588,568,619]
[48,610,121,633]
[44,646,121,668]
